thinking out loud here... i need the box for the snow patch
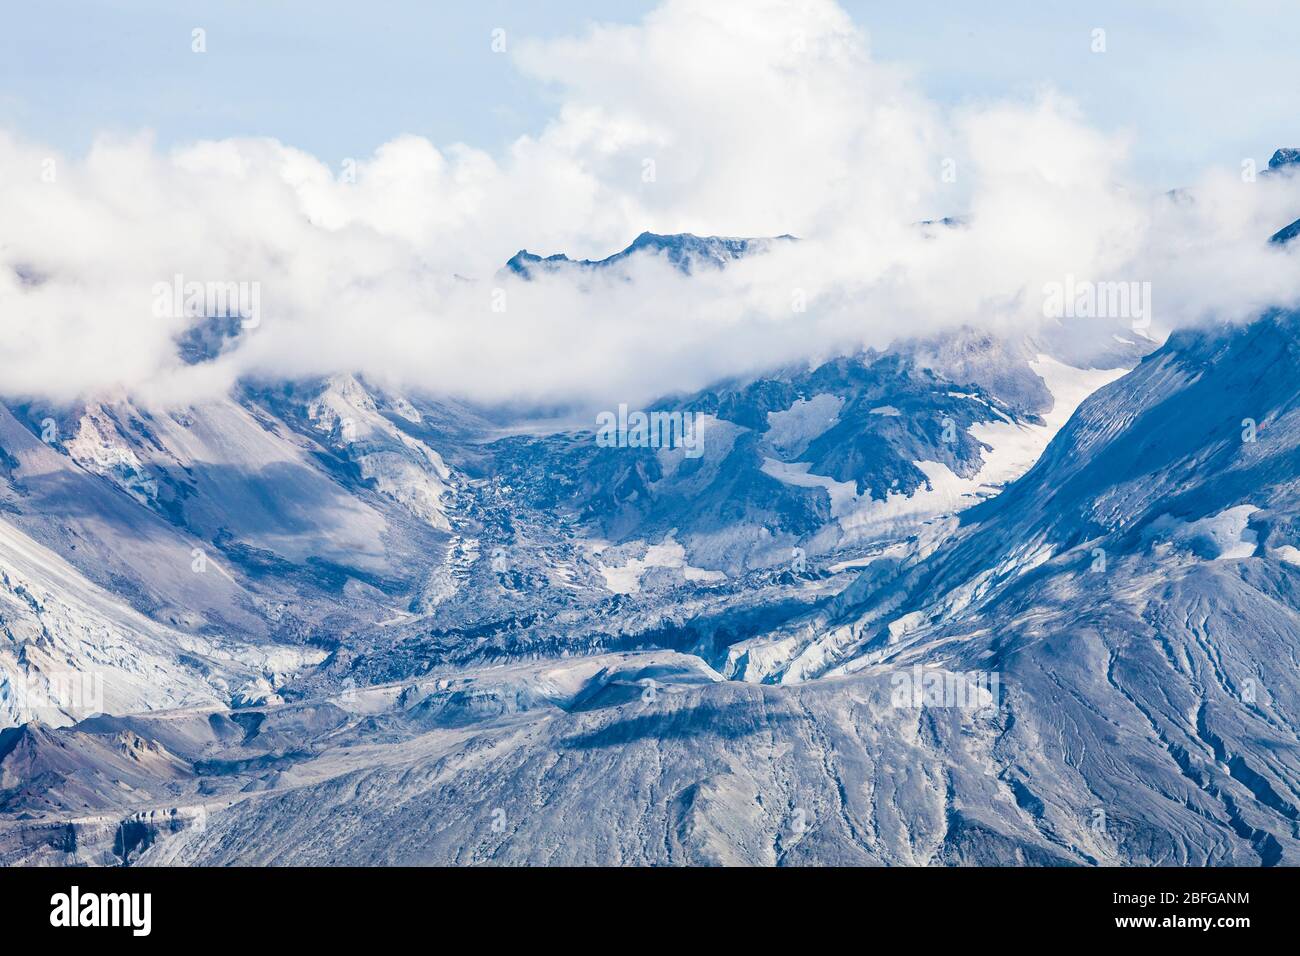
[597,536,727,594]
[1272,545,1300,566]
[1151,505,1260,560]
[764,396,843,459]
[759,355,1130,548]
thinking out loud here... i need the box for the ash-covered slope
[496,232,1142,575]
[764,309,1300,681]
[0,402,267,637]
[120,312,1298,868]
[319,323,1137,689]
[481,328,1137,577]
[718,312,1300,864]
[0,230,1140,710]
[0,228,1178,867]
[0,374,464,733]
[132,655,1079,867]
[1,377,462,641]
[0,517,219,728]
[0,513,317,729]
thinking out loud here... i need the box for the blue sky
[2,0,1296,187]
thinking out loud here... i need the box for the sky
[3,0,1296,187]
[1,0,1299,409]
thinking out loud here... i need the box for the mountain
[1268,147,1300,172]
[25,222,1300,867]
[43,309,1284,868]
[504,231,796,278]
[0,515,260,729]
[1270,219,1300,246]
[0,386,449,639]
[1266,147,1300,243]
[717,311,1300,863]
[751,310,1300,683]
[488,330,1137,577]
[0,232,1139,691]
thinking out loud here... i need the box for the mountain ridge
[504,230,797,278]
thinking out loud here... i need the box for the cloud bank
[2,0,1299,410]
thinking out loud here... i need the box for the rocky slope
[22,232,1293,867]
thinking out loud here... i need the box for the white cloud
[2,0,1299,410]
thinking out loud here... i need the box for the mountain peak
[1270,217,1300,246]
[504,231,796,279]
[1268,148,1300,170]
